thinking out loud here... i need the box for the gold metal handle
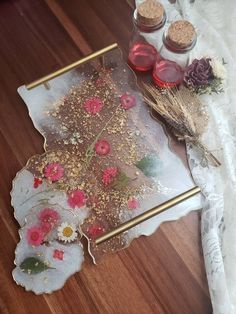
[26,43,118,90]
[95,186,201,245]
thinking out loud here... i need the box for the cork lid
[167,20,196,48]
[137,0,164,27]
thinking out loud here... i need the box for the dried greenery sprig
[142,83,221,167]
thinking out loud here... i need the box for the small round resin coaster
[13,205,84,294]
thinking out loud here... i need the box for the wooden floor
[0,1,212,313]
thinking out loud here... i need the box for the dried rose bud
[184,58,213,88]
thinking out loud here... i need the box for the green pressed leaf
[196,78,224,95]
[20,257,54,275]
[111,172,131,190]
[136,155,162,177]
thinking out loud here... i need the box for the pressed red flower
[95,139,110,156]
[53,249,64,261]
[39,208,60,233]
[33,177,43,189]
[44,162,64,182]
[84,97,103,114]
[27,226,44,246]
[67,189,86,209]
[102,167,118,186]
[127,198,139,210]
[120,93,136,110]
[87,225,104,240]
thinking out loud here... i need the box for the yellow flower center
[62,226,73,237]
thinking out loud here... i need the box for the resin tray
[12,45,201,293]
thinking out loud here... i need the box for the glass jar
[152,20,197,87]
[128,0,166,72]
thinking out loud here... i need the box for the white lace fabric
[136,1,236,313]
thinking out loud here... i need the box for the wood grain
[0,0,212,313]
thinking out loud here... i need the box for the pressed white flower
[210,58,227,80]
[57,222,77,243]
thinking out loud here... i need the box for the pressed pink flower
[39,208,60,224]
[53,249,64,261]
[87,225,104,240]
[84,97,103,114]
[95,139,110,156]
[128,198,139,210]
[33,177,43,188]
[67,189,86,208]
[120,93,136,110]
[27,226,44,246]
[39,208,60,233]
[40,222,54,234]
[44,162,64,182]
[102,167,118,186]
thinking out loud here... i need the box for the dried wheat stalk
[142,83,221,167]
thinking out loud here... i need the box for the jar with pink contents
[128,0,166,72]
[152,20,197,87]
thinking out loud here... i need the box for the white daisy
[57,222,77,243]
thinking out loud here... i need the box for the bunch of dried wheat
[143,84,220,167]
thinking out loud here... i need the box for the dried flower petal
[33,177,42,188]
[53,249,64,261]
[120,93,136,110]
[128,198,139,209]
